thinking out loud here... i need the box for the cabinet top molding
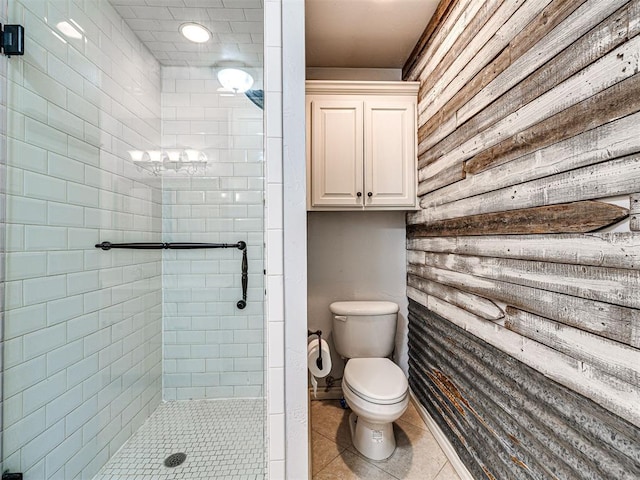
[306,80,420,96]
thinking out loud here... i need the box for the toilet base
[348,412,396,461]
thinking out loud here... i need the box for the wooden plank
[407,201,628,237]
[466,73,640,175]
[418,0,548,126]
[408,274,504,320]
[504,307,640,387]
[440,0,590,131]
[406,233,640,270]
[418,0,604,157]
[416,0,510,103]
[403,0,476,83]
[418,0,639,158]
[416,161,465,196]
[418,251,640,310]
[631,194,640,231]
[403,0,460,81]
[420,112,640,209]
[418,51,511,157]
[455,0,631,130]
[407,285,428,307]
[423,295,640,429]
[418,34,640,183]
[406,249,425,265]
[414,0,488,86]
[409,154,640,225]
[407,263,639,348]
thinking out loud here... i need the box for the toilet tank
[330,301,399,358]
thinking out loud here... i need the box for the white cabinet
[306,81,419,210]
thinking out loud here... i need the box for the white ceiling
[305,0,440,69]
[110,0,437,71]
[109,0,264,68]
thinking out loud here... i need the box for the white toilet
[330,301,409,460]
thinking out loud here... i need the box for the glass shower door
[2,2,165,478]
[1,0,266,478]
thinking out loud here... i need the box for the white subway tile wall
[3,1,163,479]
[262,4,288,476]
[264,0,287,475]
[160,66,265,402]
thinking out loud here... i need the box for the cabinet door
[364,100,416,207]
[310,99,364,207]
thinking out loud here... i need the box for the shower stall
[0,0,285,478]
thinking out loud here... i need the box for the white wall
[307,211,409,378]
[3,1,163,479]
[281,0,308,477]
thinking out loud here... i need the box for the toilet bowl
[329,300,408,460]
[342,357,409,460]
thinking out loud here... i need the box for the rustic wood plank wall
[404,0,640,477]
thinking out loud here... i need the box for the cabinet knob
[367,192,373,197]
[357,192,362,197]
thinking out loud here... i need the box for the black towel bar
[95,241,248,309]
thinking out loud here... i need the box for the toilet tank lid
[330,301,399,316]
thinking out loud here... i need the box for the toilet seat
[344,358,408,405]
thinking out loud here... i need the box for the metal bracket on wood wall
[0,24,24,56]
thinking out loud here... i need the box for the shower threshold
[93,399,266,480]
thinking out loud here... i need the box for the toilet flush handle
[335,315,347,322]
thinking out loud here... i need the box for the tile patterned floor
[311,399,461,480]
[94,399,266,480]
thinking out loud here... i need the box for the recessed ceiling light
[179,23,211,43]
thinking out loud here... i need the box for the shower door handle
[237,245,248,310]
[95,240,249,310]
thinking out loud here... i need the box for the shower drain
[164,452,187,468]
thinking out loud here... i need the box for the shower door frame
[278,0,309,478]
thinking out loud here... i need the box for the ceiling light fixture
[130,149,208,176]
[217,68,254,93]
[179,23,211,43]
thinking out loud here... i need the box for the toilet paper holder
[308,329,323,370]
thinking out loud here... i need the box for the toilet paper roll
[307,338,332,378]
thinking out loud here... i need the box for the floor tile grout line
[311,427,347,448]
[311,399,455,480]
[311,420,349,476]
[432,460,449,480]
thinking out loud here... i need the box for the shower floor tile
[94,399,266,480]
